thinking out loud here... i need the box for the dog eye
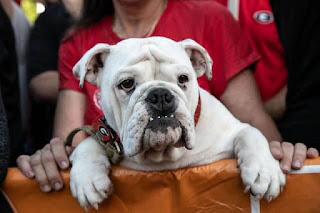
[119,79,135,92]
[178,75,189,85]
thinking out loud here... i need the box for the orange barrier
[2,158,320,213]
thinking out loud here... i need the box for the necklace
[113,0,167,38]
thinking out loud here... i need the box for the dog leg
[70,137,112,210]
[234,126,286,202]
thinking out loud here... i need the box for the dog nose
[146,88,175,114]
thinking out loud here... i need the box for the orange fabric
[2,158,320,213]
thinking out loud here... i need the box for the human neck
[112,0,167,38]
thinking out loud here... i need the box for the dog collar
[194,94,201,126]
[91,117,124,164]
[65,118,123,165]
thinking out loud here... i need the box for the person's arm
[53,89,86,142]
[17,9,85,190]
[29,71,59,103]
[27,3,71,103]
[17,89,87,192]
[264,85,287,121]
[220,69,319,173]
[220,69,282,142]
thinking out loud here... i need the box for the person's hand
[17,137,74,192]
[269,141,319,174]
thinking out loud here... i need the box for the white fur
[70,37,285,210]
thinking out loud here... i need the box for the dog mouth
[141,113,189,152]
[146,114,179,130]
[123,91,195,157]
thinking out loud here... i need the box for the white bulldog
[70,37,285,210]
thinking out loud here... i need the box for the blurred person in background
[9,0,30,142]
[271,0,320,151]
[0,88,9,186]
[217,0,287,122]
[27,0,82,151]
[0,87,11,213]
[219,0,320,170]
[215,0,319,180]
[0,0,24,166]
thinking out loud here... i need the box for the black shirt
[27,3,72,151]
[27,3,72,81]
[0,4,23,165]
[271,1,320,149]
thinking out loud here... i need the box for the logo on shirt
[253,10,274,24]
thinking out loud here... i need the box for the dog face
[73,37,213,162]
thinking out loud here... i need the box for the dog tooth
[170,114,174,118]
[157,116,161,119]
[165,116,168,118]
[150,117,154,121]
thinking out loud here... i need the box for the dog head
[73,37,212,162]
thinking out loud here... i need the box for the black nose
[146,88,176,115]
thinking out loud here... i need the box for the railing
[2,158,320,213]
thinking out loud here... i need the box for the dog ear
[180,39,213,80]
[73,43,111,87]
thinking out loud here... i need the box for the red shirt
[59,0,259,125]
[216,0,288,101]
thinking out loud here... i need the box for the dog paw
[239,154,286,202]
[70,161,112,211]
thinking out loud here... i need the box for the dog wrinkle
[148,43,176,64]
[124,101,150,155]
[173,105,194,150]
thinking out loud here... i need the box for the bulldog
[70,37,285,210]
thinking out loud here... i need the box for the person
[0,88,12,213]
[270,0,320,150]
[27,1,75,151]
[0,0,24,166]
[2,0,30,145]
[220,0,320,171]
[0,88,9,184]
[217,0,287,121]
[216,0,319,186]
[10,0,30,136]
[17,0,318,193]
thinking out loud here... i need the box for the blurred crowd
[0,0,79,167]
[0,0,319,186]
